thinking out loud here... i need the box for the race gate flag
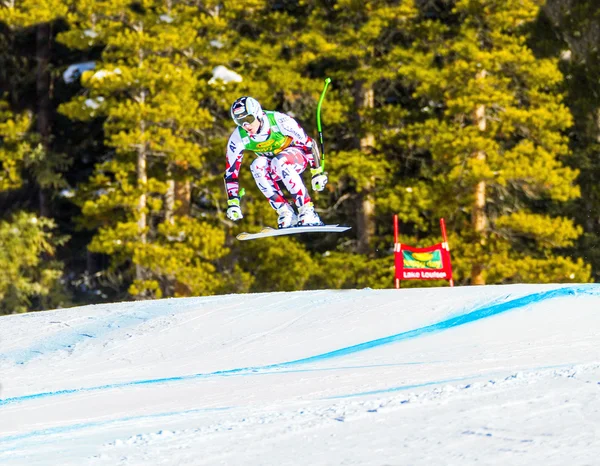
[393,215,454,288]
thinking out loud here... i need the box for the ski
[237,224,351,241]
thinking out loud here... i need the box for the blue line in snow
[0,362,425,406]
[1,284,598,407]
[278,284,600,367]
[327,362,583,399]
[329,378,469,399]
[0,406,231,450]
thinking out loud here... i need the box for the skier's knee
[250,160,267,179]
[271,155,287,176]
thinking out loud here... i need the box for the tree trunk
[173,177,191,296]
[36,22,51,218]
[165,167,191,224]
[471,70,487,285]
[164,166,192,297]
[165,178,175,225]
[355,83,376,255]
[175,179,191,216]
[471,169,486,285]
[136,97,148,285]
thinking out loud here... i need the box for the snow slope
[1,284,599,465]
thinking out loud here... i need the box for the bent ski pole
[316,77,331,171]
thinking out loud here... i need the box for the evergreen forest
[1,0,599,313]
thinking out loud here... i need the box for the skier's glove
[226,197,243,221]
[310,167,328,192]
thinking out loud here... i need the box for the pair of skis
[237,224,351,241]
[236,78,350,241]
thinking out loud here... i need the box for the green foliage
[0,0,68,26]
[448,221,591,284]
[309,252,394,289]
[0,101,71,310]
[329,149,390,194]
[0,99,32,191]
[397,0,586,284]
[494,211,581,250]
[487,253,590,284]
[377,181,435,232]
[0,0,598,311]
[238,237,315,292]
[0,101,70,194]
[128,217,229,297]
[0,212,70,314]
[298,0,422,234]
[57,0,229,299]
[528,1,600,282]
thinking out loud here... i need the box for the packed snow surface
[1,284,599,465]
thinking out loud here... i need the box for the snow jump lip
[1,284,598,408]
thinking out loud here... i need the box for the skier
[224,96,329,229]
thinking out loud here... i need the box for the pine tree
[209,0,423,289]
[0,99,32,191]
[536,0,600,282]
[58,0,233,298]
[0,101,70,313]
[201,0,364,290]
[0,0,71,216]
[0,212,69,314]
[297,0,419,254]
[397,0,591,284]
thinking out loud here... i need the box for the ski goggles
[233,113,256,127]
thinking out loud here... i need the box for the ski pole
[316,77,331,171]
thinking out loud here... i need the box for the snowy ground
[1,283,599,465]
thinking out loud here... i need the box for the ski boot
[298,202,324,226]
[277,203,298,229]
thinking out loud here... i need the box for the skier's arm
[224,132,244,199]
[309,149,328,191]
[308,138,322,169]
[224,132,245,220]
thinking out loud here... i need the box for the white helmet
[230,96,263,127]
